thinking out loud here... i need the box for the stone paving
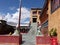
[21,23,37,45]
[21,33,36,45]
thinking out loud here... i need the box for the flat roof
[31,8,42,10]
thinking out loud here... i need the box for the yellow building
[30,8,42,24]
[48,0,60,43]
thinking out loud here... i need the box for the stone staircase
[21,23,37,45]
[28,23,37,36]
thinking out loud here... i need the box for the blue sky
[0,0,45,26]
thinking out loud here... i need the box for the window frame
[51,0,60,13]
[32,11,37,14]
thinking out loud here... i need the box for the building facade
[30,8,42,36]
[39,0,60,44]
[30,8,42,24]
[48,0,60,43]
[40,0,48,36]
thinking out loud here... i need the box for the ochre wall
[30,9,41,24]
[48,0,60,43]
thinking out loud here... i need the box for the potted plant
[49,28,58,45]
[49,28,57,37]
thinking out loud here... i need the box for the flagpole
[18,0,22,35]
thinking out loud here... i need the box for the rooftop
[31,8,42,10]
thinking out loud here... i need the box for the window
[38,11,41,14]
[51,0,60,13]
[51,0,55,3]
[59,0,60,5]
[33,11,37,14]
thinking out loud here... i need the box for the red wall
[36,36,50,44]
[40,1,48,36]
[40,0,48,24]
[0,35,22,45]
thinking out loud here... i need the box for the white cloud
[0,15,3,20]
[4,13,12,21]
[24,21,30,23]
[0,13,5,20]
[2,7,30,26]
[9,7,16,10]
[11,7,30,23]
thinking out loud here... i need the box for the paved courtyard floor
[21,33,35,45]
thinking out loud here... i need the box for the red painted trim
[0,35,22,44]
[36,36,50,44]
[50,37,58,45]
